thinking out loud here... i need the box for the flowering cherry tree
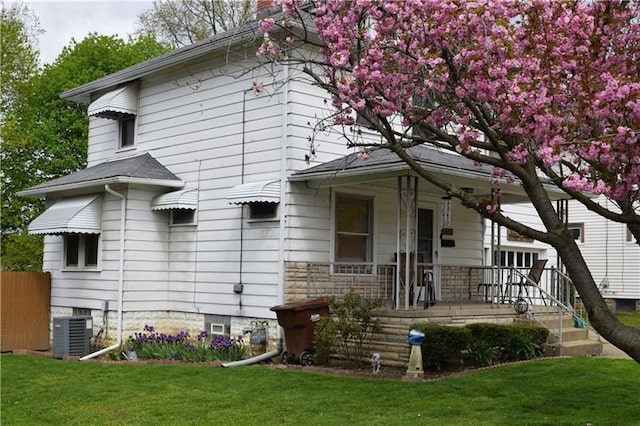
[260,0,640,361]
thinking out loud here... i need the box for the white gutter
[80,184,126,360]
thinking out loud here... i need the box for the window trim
[63,234,101,270]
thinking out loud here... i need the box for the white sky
[21,0,154,65]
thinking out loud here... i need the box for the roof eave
[60,12,310,104]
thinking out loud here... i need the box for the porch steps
[368,304,602,368]
[517,313,603,357]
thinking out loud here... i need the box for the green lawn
[617,312,640,329]
[2,355,639,425]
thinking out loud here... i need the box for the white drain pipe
[80,184,126,360]
[221,337,282,368]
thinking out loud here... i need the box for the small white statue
[371,352,381,373]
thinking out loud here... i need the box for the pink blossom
[271,0,640,201]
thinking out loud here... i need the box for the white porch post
[396,176,418,310]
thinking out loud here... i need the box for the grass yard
[1,355,639,425]
[617,312,640,329]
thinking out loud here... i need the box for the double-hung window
[65,234,100,269]
[335,194,373,268]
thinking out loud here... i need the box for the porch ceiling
[290,146,568,203]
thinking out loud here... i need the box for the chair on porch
[503,259,548,305]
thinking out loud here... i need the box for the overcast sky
[22,0,153,65]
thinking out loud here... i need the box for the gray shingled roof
[19,153,183,197]
[61,9,301,104]
[292,146,568,201]
[291,146,493,180]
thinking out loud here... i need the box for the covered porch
[288,146,571,312]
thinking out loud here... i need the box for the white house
[19,6,573,358]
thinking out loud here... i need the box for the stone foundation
[48,306,280,353]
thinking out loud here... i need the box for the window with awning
[151,189,198,226]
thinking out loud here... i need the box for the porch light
[441,196,452,227]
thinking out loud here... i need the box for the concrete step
[546,327,589,344]
[531,316,577,329]
[545,340,603,357]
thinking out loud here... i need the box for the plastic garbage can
[270,298,329,365]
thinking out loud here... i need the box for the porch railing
[303,262,583,313]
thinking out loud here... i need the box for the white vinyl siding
[568,197,640,299]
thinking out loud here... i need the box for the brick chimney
[256,0,281,19]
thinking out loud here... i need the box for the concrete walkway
[599,340,633,359]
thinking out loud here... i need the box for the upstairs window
[87,85,139,150]
[119,115,136,148]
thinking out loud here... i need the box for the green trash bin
[270,298,329,365]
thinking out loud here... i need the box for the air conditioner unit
[53,316,93,359]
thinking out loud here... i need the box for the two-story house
[19,6,573,360]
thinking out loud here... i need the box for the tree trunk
[528,183,640,363]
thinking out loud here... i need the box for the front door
[417,208,435,303]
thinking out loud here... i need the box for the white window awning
[29,195,102,235]
[226,180,281,204]
[88,85,138,119]
[151,189,198,211]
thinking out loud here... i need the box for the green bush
[410,322,549,369]
[411,323,472,370]
[504,332,539,361]
[465,323,512,349]
[467,338,498,367]
[323,290,384,367]
[502,324,548,361]
[312,316,337,365]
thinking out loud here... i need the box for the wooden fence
[1,271,51,351]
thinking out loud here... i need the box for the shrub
[325,290,384,367]
[504,332,540,361]
[410,322,548,370]
[467,339,498,367]
[502,324,548,361]
[121,325,246,362]
[312,316,337,365]
[465,323,512,349]
[411,323,472,370]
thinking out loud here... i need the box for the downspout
[80,184,126,360]
[275,61,289,350]
[226,64,290,366]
